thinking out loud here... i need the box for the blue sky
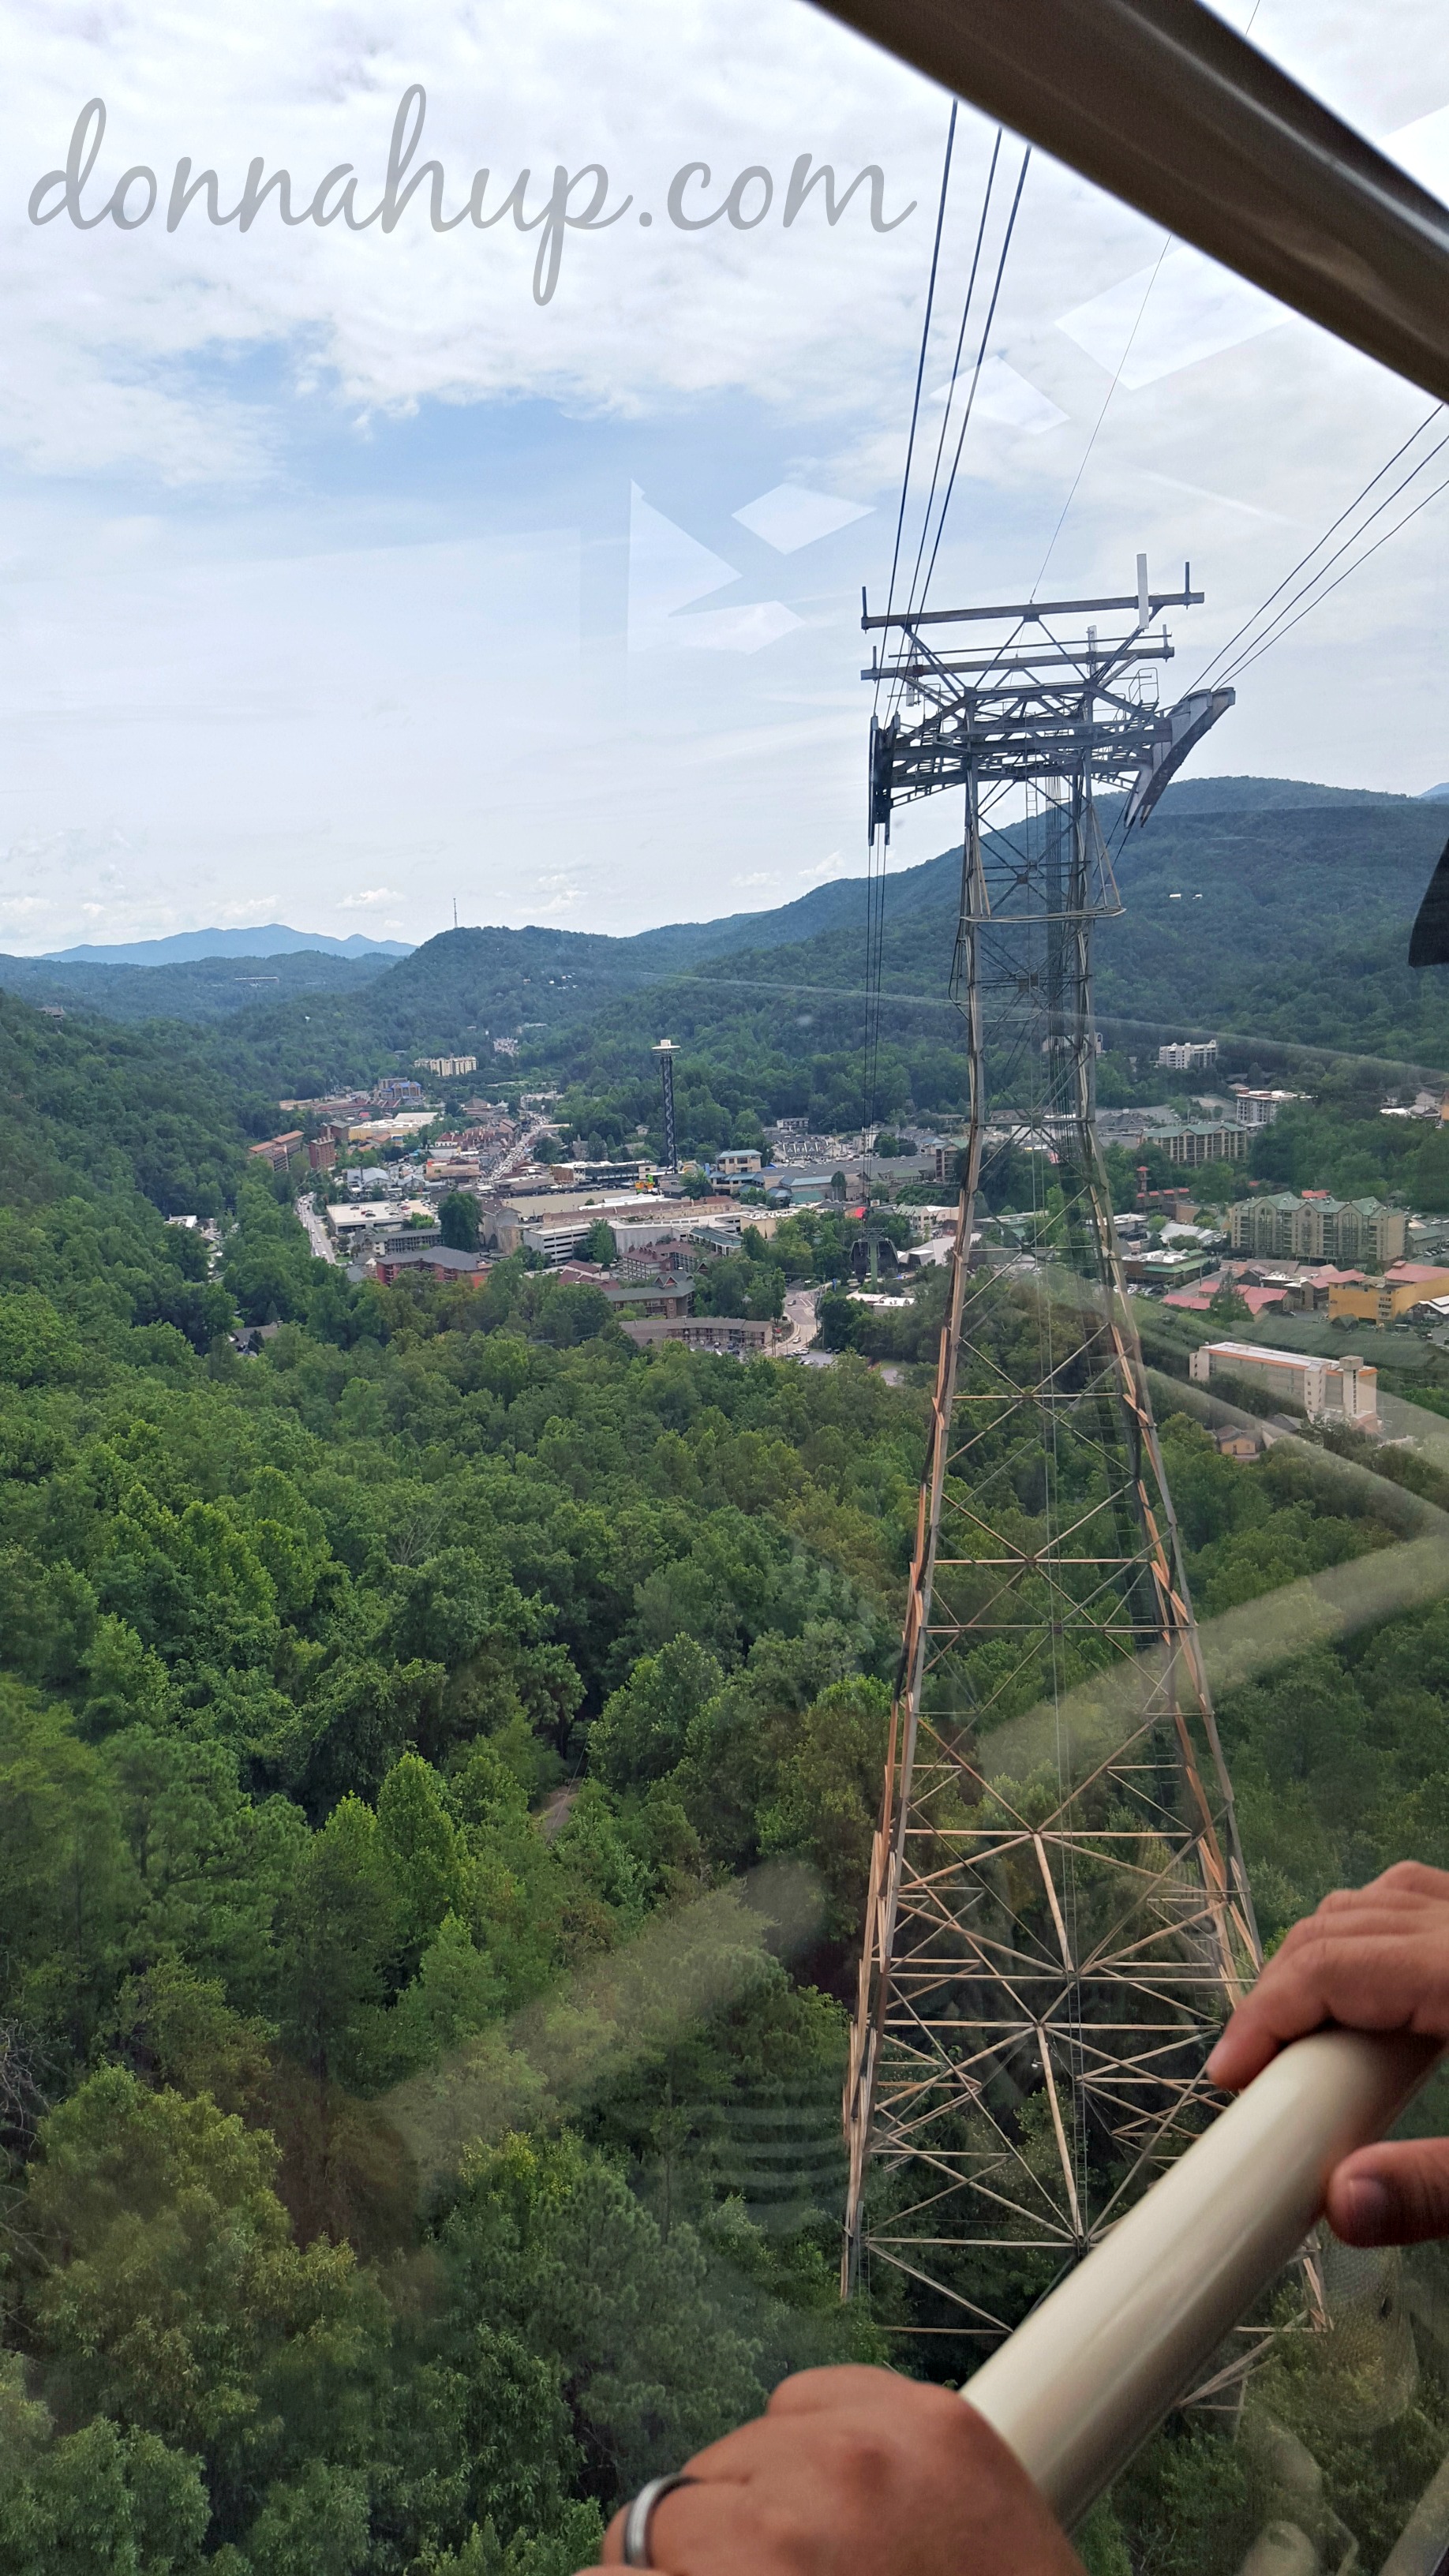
[0,0,1447,951]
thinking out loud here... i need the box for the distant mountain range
[43,924,413,966]
[0,947,402,1028]
[6,779,1449,1084]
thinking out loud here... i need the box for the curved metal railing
[961,2031,1441,2530]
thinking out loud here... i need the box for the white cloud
[0,1,1446,948]
[732,869,779,886]
[0,2,946,482]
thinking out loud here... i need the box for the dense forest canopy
[5,754,1449,2574]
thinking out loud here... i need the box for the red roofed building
[1163,1282,1289,1316]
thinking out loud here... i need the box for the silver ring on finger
[622,2471,698,2568]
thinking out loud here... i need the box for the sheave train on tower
[842,563,1263,2352]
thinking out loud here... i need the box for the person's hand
[1207,1860,1449,2246]
[583,2364,1082,2576]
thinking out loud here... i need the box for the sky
[0,0,1447,953]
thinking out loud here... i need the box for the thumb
[1327,2138,1449,2245]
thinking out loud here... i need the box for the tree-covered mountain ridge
[225,773,1449,1095]
[6,774,1446,1089]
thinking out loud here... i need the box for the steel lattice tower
[842,561,1261,2349]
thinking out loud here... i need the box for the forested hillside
[2,775,1437,1165]
[0,947,400,1027]
[13,778,1443,1107]
[6,953,1449,2570]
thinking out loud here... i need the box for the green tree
[1208,1283,1252,1324]
[581,1220,617,1266]
[22,2069,383,2523]
[276,1797,399,2091]
[0,2407,211,2576]
[758,1676,891,1935]
[377,1754,468,1971]
[0,1686,133,2057]
[590,1638,725,1794]
[437,2129,766,2501]
[532,1283,615,1346]
[692,1255,784,1322]
[440,1192,482,1252]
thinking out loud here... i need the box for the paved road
[488,1118,553,1187]
[296,1193,337,1264]
[776,1285,823,1356]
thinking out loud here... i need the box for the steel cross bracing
[842,568,1260,2355]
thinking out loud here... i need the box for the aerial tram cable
[894,129,1006,686]
[1215,460,1449,688]
[876,102,959,714]
[863,124,1033,1159]
[1191,406,1449,690]
[1081,413,1449,888]
[863,103,959,1166]
[1030,236,1171,603]
[910,142,1032,621]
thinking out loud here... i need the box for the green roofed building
[1230,1193,1407,1264]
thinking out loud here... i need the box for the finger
[1282,1894,1449,1938]
[600,2444,864,2576]
[1361,1862,1449,1904]
[767,2364,943,2421]
[1314,1864,1449,1915]
[1327,2138,1449,2245]
[664,2410,824,2487]
[1207,1930,1449,2089]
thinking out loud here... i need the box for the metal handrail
[807,0,1449,406]
[960,2031,1441,2530]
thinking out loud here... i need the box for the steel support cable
[895,130,1006,681]
[1204,430,1449,687]
[1029,0,1264,598]
[805,0,1449,406]
[914,145,1033,619]
[1191,402,1443,690]
[865,102,957,1170]
[1032,238,1172,602]
[1190,399,1446,691]
[862,832,891,1145]
[877,100,959,720]
[1212,462,1449,684]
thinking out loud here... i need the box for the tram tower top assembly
[842,560,1260,2357]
